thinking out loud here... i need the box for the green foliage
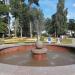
[0,4,9,14]
[51,0,68,36]
[68,19,75,31]
[41,33,48,37]
[10,0,30,37]
[0,2,8,34]
[31,8,44,33]
[0,21,8,33]
[28,0,39,6]
[45,18,53,34]
[10,0,20,18]
[40,36,44,41]
[10,0,43,37]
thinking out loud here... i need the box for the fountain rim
[0,44,75,75]
[0,43,75,67]
[0,43,75,50]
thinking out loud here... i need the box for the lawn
[61,38,72,44]
[0,37,72,45]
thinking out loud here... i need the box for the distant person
[48,36,51,44]
[57,37,61,44]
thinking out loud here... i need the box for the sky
[10,0,75,20]
[32,0,75,19]
[10,0,75,29]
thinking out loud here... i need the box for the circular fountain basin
[0,44,75,75]
[0,44,75,67]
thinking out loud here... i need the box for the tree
[0,1,9,37]
[10,0,39,37]
[19,2,30,37]
[28,0,39,8]
[0,3,9,15]
[68,19,75,37]
[45,18,53,34]
[28,0,39,38]
[10,0,25,37]
[51,0,68,37]
[37,9,45,34]
[0,20,8,33]
[10,0,21,37]
[30,8,45,36]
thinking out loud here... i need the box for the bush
[40,36,44,41]
[41,33,48,37]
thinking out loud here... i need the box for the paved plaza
[0,63,75,75]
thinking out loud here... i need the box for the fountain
[0,0,75,66]
[31,40,48,61]
[0,43,75,67]
[0,45,75,75]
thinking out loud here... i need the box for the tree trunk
[29,21,32,38]
[8,13,10,37]
[71,30,72,37]
[8,21,10,37]
[20,27,23,38]
[14,18,19,37]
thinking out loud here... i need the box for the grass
[3,37,36,44]
[0,38,4,44]
[0,37,72,45]
[61,38,72,44]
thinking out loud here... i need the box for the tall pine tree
[51,0,68,37]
